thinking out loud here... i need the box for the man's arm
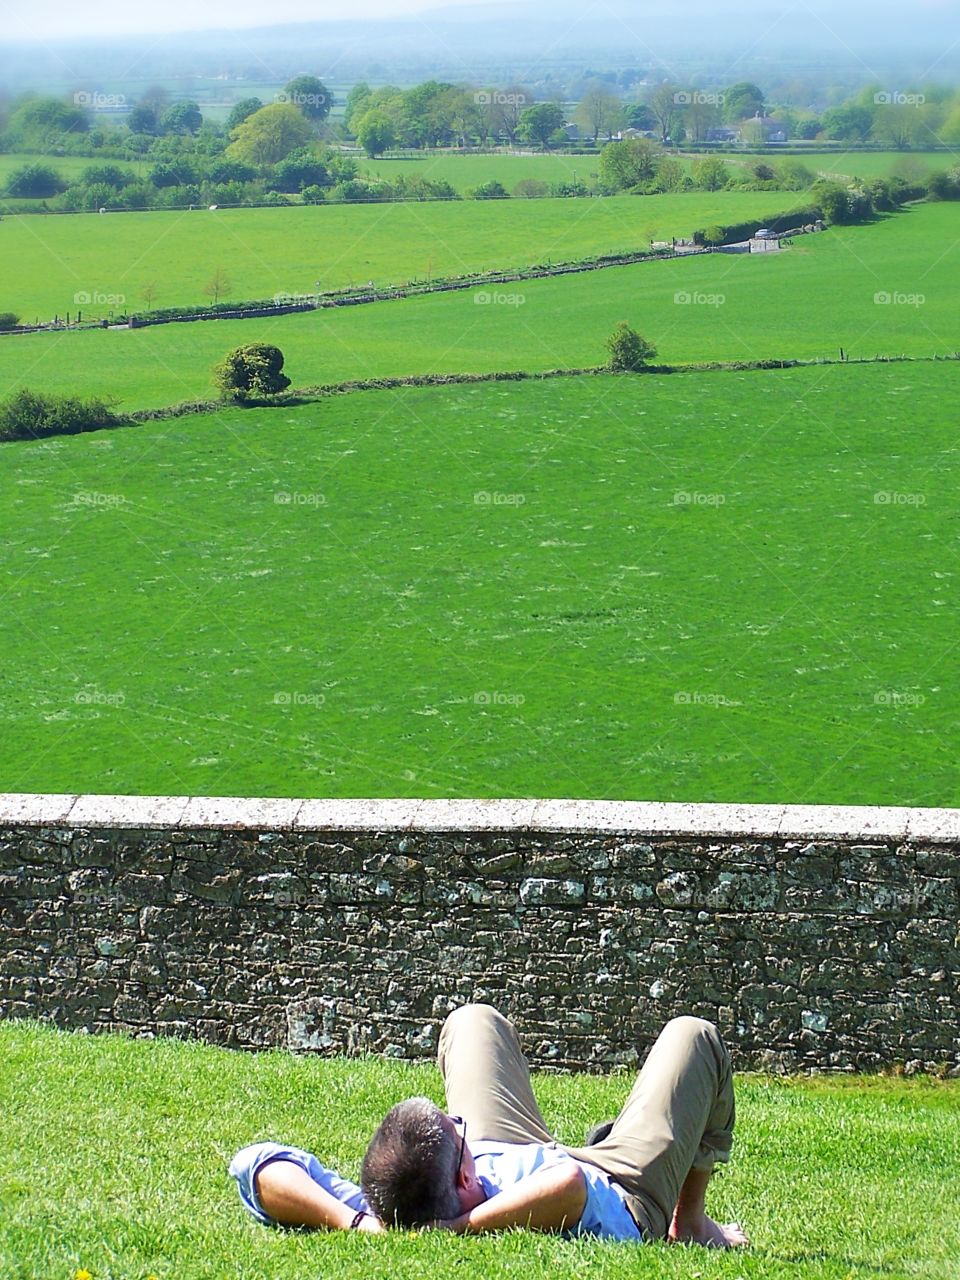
[255,1160,384,1232]
[439,1162,587,1235]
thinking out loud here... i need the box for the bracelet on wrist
[349,1209,368,1230]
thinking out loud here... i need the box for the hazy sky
[5,0,486,40]
[2,0,954,42]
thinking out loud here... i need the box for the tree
[821,104,872,141]
[597,137,660,191]
[272,147,330,191]
[355,109,396,157]
[0,313,19,331]
[574,86,623,142]
[204,267,232,305]
[159,101,202,135]
[871,103,924,149]
[79,164,132,189]
[127,105,157,135]
[518,102,565,149]
[513,178,549,198]
[648,83,681,144]
[471,180,509,199]
[140,283,159,309]
[6,96,88,147]
[225,98,263,132]
[227,103,312,166]
[284,75,332,123]
[692,157,729,191]
[723,81,765,122]
[495,84,532,143]
[623,102,657,131]
[4,163,67,198]
[344,82,372,133]
[606,322,656,371]
[214,344,291,400]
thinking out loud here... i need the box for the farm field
[359,149,607,191]
[2,1021,959,1280]
[0,202,955,411]
[1,361,957,803]
[0,190,809,321]
[813,149,954,180]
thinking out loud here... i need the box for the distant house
[706,125,741,143]
[743,113,789,142]
[615,126,659,141]
[562,121,582,141]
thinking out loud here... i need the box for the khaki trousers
[437,1003,735,1240]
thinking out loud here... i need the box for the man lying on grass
[230,1003,748,1248]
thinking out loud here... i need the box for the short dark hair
[360,1097,461,1227]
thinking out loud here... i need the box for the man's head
[361,1097,474,1227]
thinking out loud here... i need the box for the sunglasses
[449,1114,468,1180]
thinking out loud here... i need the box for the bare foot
[668,1213,749,1248]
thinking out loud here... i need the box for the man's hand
[355,1213,387,1234]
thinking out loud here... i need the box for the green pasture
[814,149,955,181]
[361,150,607,191]
[0,203,954,411]
[0,190,807,321]
[2,1021,958,1280]
[1,361,957,803]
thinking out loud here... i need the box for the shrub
[0,312,20,331]
[471,180,509,199]
[214,344,292,400]
[0,389,120,442]
[701,224,726,246]
[4,163,67,198]
[606,322,656,371]
[512,179,549,198]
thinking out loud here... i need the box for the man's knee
[440,1002,507,1041]
[661,1015,726,1059]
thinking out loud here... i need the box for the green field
[360,150,607,192]
[0,190,809,321]
[0,202,954,412]
[2,1021,958,1280]
[1,361,957,803]
[814,150,955,181]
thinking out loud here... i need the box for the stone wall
[2,796,958,1074]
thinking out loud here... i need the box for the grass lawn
[1,1021,957,1280]
[0,189,808,322]
[0,201,955,412]
[1,361,958,803]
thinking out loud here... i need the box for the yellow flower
[75,1270,93,1280]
